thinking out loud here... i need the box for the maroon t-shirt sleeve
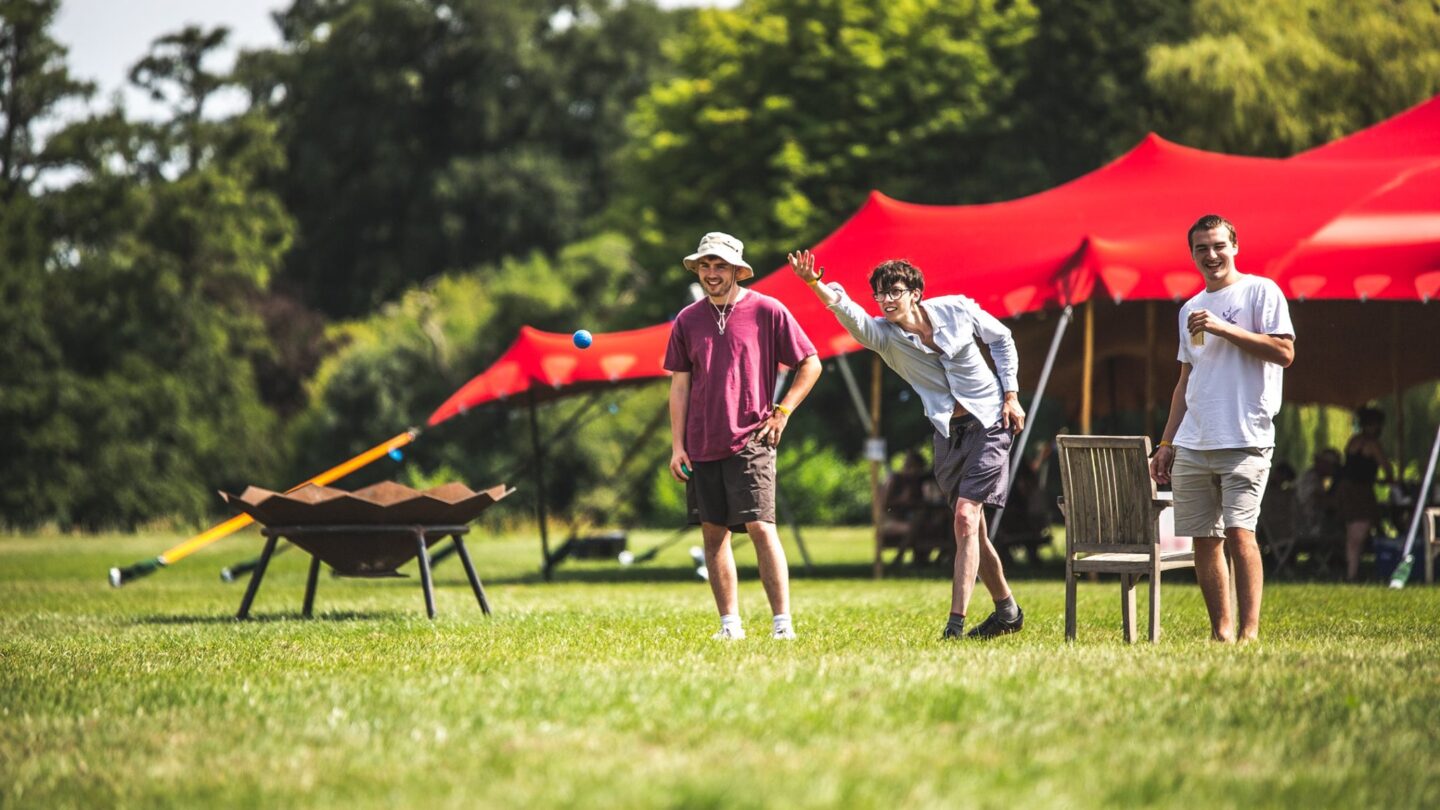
[771,300,817,368]
[663,319,692,372]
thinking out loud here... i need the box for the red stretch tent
[1273,96,1440,303]
[429,97,1440,426]
[1293,95,1440,162]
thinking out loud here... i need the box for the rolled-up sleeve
[968,300,1018,392]
[824,283,888,351]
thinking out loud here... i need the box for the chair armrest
[1151,497,1172,513]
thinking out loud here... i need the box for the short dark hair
[1187,214,1238,250]
[869,259,925,295]
[1357,407,1385,430]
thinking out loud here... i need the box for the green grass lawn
[2,527,1438,808]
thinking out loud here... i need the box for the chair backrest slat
[1056,435,1158,548]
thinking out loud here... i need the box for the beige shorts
[1171,446,1272,538]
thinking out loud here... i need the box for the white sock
[772,613,792,632]
[720,614,743,632]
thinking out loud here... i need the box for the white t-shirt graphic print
[1174,273,1294,450]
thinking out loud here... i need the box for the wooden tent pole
[1392,305,1405,471]
[1145,301,1157,438]
[1081,299,1095,434]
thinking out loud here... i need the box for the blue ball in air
[573,329,593,349]
[388,448,404,462]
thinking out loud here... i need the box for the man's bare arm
[1150,363,1191,485]
[1189,309,1294,367]
[756,354,823,449]
[668,372,692,481]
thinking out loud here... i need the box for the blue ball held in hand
[573,329,593,349]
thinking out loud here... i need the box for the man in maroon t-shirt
[664,232,821,640]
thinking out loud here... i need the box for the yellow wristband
[1157,440,1172,448]
[805,277,820,286]
[774,403,792,417]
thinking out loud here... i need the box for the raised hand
[788,249,822,283]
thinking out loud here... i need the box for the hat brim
[683,249,753,281]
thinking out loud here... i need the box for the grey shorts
[1171,446,1273,537]
[686,439,777,531]
[932,415,1012,509]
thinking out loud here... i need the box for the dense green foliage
[3,0,1440,528]
[3,531,1439,807]
[1147,0,1440,156]
[613,0,1039,305]
[2,12,292,528]
[237,0,683,317]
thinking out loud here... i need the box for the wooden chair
[1056,436,1195,643]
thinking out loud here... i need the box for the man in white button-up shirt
[790,250,1027,640]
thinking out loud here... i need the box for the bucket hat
[682,232,753,281]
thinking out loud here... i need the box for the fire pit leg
[452,535,492,616]
[416,530,436,619]
[237,535,280,620]
[302,554,321,618]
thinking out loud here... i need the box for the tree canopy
[3,0,1439,528]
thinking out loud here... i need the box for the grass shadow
[133,610,400,625]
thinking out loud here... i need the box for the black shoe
[941,621,966,640]
[967,606,1024,639]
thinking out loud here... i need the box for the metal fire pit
[220,481,513,619]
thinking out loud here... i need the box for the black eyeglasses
[872,287,913,302]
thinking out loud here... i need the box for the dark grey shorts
[686,439,777,531]
[932,415,1012,509]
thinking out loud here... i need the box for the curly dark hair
[1356,406,1385,430]
[869,259,925,296]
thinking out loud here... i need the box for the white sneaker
[772,626,797,640]
[712,625,747,640]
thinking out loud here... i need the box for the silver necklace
[711,288,738,335]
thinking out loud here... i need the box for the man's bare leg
[745,520,790,616]
[1226,527,1264,641]
[1193,536,1234,642]
[951,499,983,616]
[1343,520,1369,582]
[701,522,738,617]
[975,511,1013,603]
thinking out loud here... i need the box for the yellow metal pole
[109,428,420,586]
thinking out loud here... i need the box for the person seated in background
[1269,461,1297,492]
[998,440,1055,565]
[883,450,929,517]
[879,450,949,563]
[1296,447,1340,540]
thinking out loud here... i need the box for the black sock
[945,612,966,634]
[994,595,1019,622]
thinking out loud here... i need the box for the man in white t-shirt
[1150,215,1295,642]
